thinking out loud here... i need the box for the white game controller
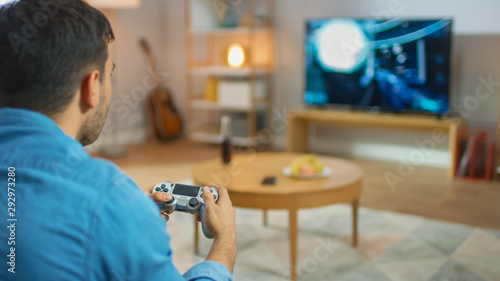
[152,181,219,239]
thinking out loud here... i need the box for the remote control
[152,181,219,239]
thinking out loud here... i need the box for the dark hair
[0,0,114,116]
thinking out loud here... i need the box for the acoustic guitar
[139,38,183,140]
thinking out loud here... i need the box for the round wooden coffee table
[192,152,363,280]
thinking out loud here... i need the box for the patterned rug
[166,198,500,281]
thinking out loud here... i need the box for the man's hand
[202,185,236,240]
[146,186,173,221]
[202,184,237,273]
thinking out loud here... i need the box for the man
[0,0,237,280]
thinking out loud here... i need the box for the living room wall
[273,0,500,167]
[87,0,188,151]
[88,0,500,169]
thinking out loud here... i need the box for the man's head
[0,0,115,145]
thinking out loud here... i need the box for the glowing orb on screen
[0,0,15,6]
[317,20,368,73]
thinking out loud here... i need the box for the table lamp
[227,43,246,68]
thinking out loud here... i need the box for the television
[304,18,453,115]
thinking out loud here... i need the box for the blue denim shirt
[0,108,233,281]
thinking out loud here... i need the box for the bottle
[220,116,232,165]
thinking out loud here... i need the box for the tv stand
[286,109,463,179]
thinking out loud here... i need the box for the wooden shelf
[190,132,255,146]
[189,26,270,35]
[189,99,269,111]
[189,124,257,146]
[288,109,463,131]
[189,66,271,76]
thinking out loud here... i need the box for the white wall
[88,0,187,151]
[273,0,500,167]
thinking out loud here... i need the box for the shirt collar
[0,107,82,147]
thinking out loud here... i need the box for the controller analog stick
[189,198,199,208]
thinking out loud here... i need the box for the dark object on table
[262,176,277,185]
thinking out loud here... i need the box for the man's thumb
[202,186,215,207]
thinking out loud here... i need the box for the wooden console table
[286,109,463,179]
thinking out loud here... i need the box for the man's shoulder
[84,158,158,219]
[75,157,150,210]
[1,141,147,213]
[90,158,151,205]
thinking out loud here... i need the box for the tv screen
[304,18,453,114]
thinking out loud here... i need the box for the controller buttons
[154,186,161,192]
[189,198,199,208]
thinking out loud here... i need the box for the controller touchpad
[172,184,199,197]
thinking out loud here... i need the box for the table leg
[352,198,359,247]
[286,116,309,153]
[194,216,199,254]
[289,208,298,281]
[448,124,458,179]
[263,209,268,227]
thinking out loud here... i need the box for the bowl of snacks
[282,154,332,179]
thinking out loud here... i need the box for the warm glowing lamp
[86,0,141,9]
[227,43,246,68]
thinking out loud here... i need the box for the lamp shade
[227,44,246,68]
[86,0,140,9]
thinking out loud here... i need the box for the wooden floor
[96,139,500,230]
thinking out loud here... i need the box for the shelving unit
[185,0,274,146]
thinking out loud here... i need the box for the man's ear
[80,70,101,110]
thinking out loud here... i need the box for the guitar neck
[140,39,164,87]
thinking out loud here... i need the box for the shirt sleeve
[87,167,233,281]
[183,261,233,281]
